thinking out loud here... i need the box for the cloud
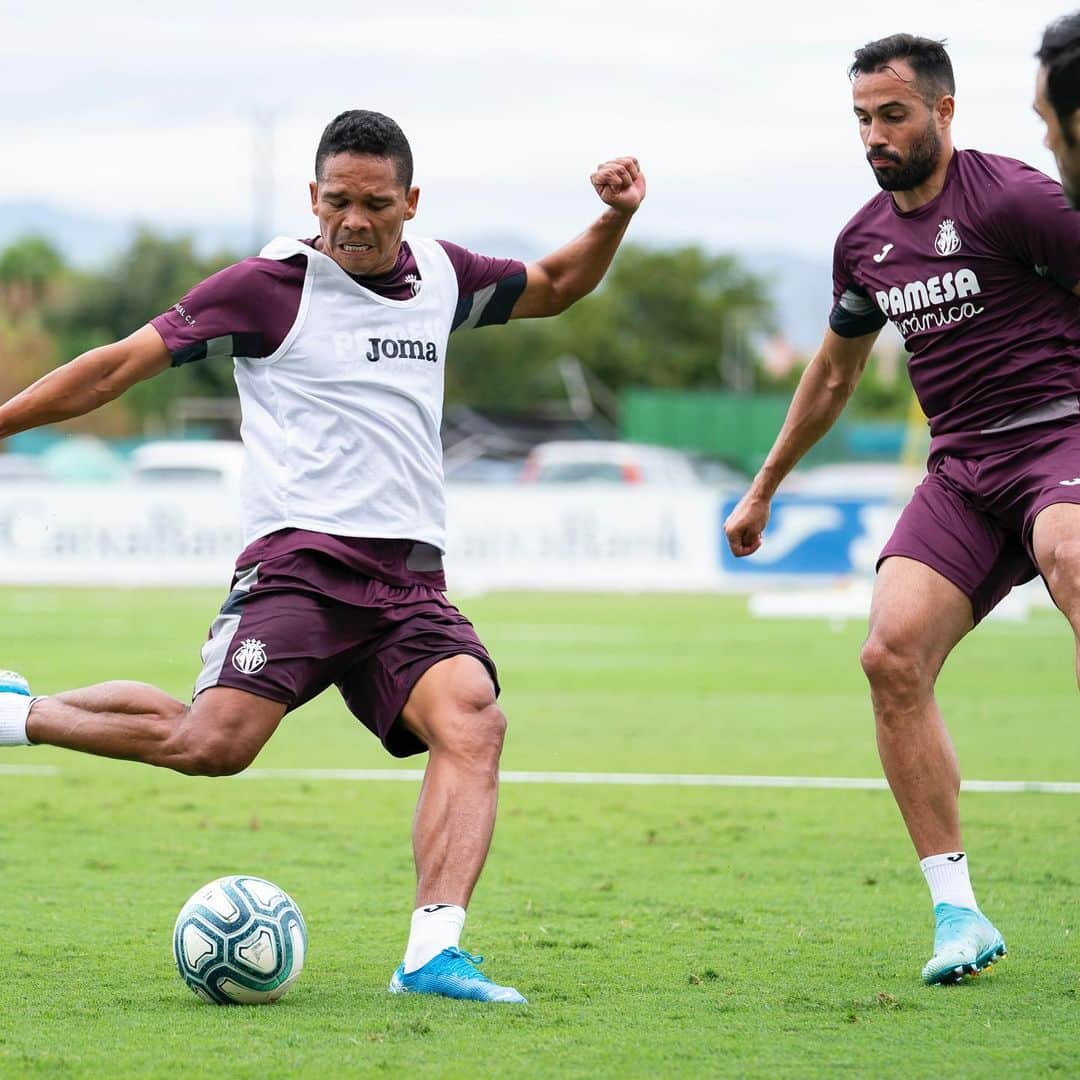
[0,0,1066,258]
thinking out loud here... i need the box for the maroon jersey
[150,238,526,366]
[830,150,1080,455]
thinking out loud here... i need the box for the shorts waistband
[406,542,443,572]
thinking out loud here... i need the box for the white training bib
[233,236,458,549]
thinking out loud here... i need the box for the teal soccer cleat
[922,903,1007,985]
[388,948,527,1003]
[0,672,30,697]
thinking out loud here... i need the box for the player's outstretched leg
[389,654,526,1004]
[922,903,1007,985]
[1,677,285,775]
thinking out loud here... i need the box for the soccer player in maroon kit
[0,110,646,1003]
[1036,12,1080,206]
[726,34,1080,984]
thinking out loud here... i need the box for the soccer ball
[173,875,307,1004]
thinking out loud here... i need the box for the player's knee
[431,699,506,766]
[186,737,260,777]
[1044,538,1080,595]
[165,704,265,777]
[860,635,926,699]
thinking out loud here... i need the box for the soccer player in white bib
[1035,12,1080,206]
[0,110,646,1003]
[725,34,1080,985]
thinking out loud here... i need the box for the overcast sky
[0,0,1071,260]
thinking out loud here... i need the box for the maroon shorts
[879,422,1080,622]
[193,530,498,758]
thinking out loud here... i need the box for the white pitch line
[0,764,59,777]
[4,764,1080,794]
[234,768,1080,795]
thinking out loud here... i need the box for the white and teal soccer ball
[173,875,307,1004]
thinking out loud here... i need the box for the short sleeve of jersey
[988,166,1080,291]
[829,233,888,339]
[438,240,527,332]
[150,255,307,366]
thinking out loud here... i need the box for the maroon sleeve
[829,229,888,339]
[990,165,1080,291]
[150,255,307,366]
[437,240,528,331]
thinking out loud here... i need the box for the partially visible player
[0,109,646,1003]
[1035,12,1080,205]
[725,34,1080,984]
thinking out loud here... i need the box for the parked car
[130,441,246,485]
[444,455,525,484]
[520,441,707,486]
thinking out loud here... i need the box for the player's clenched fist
[591,156,646,214]
[724,491,771,558]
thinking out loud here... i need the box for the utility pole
[252,109,276,254]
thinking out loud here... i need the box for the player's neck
[890,145,955,214]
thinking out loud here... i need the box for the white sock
[0,693,37,746]
[920,851,978,909]
[403,904,466,973]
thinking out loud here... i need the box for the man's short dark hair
[315,110,414,188]
[849,34,955,106]
[1038,13,1080,132]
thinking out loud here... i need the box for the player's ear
[309,181,319,217]
[404,186,420,221]
[937,94,955,127]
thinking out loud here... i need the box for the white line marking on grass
[235,768,1080,794]
[7,765,1079,793]
[0,764,59,777]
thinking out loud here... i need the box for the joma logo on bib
[332,331,440,364]
[365,337,439,363]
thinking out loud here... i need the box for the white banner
[0,483,242,586]
[0,482,726,590]
[445,485,721,591]
[0,482,929,593]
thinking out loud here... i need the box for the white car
[130,441,247,485]
[520,440,708,487]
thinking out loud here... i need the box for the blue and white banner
[0,483,904,590]
[719,496,901,578]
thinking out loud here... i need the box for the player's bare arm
[511,156,645,319]
[0,324,170,440]
[724,327,879,557]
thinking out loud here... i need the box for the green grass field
[1,588,1077,1078]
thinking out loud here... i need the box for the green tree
[0,234,65,297]
[46,230,238,424]
[446,243,774,410]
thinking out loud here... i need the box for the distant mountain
[0,201,544,268]
[0,200,254,266]
[737,249,833,355]
[0,200,833,351]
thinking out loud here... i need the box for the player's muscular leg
[400,655,506,909]
[26,685,285,776]
[860,557,974,858]
[1032,503,1080,686]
